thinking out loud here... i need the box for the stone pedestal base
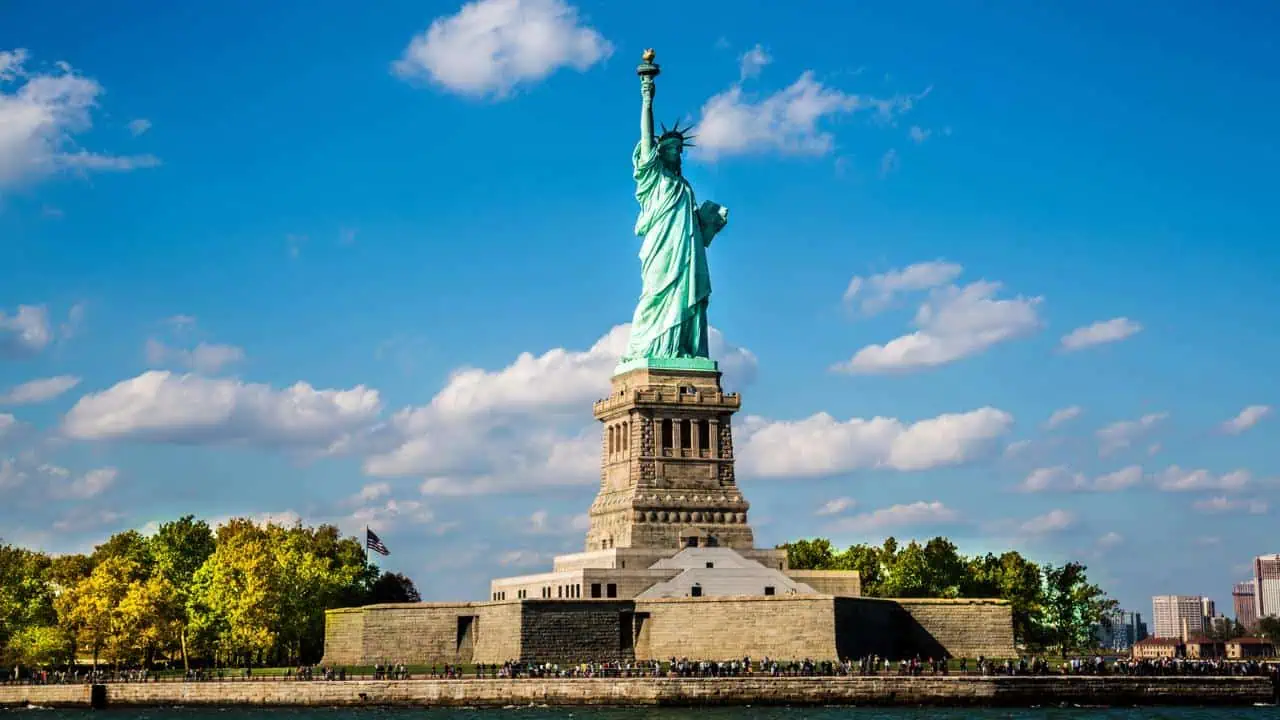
[587,362,752,551]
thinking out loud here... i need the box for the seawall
[1,676,1274,708]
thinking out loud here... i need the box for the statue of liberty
[618,49,729,371]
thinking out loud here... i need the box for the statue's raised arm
[637,49,658,157]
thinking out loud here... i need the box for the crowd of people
[4,656,1279,684]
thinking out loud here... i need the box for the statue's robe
[622,141,723,361]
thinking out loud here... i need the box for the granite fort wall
[324,602,523,666]
[474,601,522,662]
[323,595,1016,665]
[787,570,861,597]
[322,607,364,665]
[895,598,1016,659]
[519,601,634,664]
[3,676,1273,708]
[635,595,837,661]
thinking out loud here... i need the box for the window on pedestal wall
[607,583,617,598]
[592,583,602,598]
[680,420,691,449]
[661,419,673,449]
[691,584,703,597]
[698,420,710,451]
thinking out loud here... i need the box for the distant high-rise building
[1234,580,1258,630]
[1255,554,1280,619]
[1152,595,1213,638]
[1096,609,1147,650]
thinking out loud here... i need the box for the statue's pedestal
[587,358,753,552]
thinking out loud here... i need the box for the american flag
[366,528,390,556]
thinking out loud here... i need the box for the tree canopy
[783,536,1116,653]
[0,516,417,669]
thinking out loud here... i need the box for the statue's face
[659,141,682,169]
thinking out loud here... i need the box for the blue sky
[1,0,1277,619]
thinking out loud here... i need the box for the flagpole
[364,525,369,566]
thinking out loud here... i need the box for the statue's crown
[657,120,696,149]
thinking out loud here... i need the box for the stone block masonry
[2,676,1273,708]
[636,595,838,661]
[324,595,1016,666]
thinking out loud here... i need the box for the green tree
[1041,561,1116,657]
[1258,616,1280,640]
[90,530,155,571]
[835,544,883,596]
[56,556,146,668]
[0,544,56,658]
[188,522,282,666]
[370,572,421,603]
[6,624,72,667]
[149,515,215,669]
[782,539,839,570]
[963,551,1046,646]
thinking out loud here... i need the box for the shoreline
[2,676,1275,709]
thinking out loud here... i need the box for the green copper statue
[618,49,729,371]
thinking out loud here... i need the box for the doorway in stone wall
[632,612,651,658]
[619,611,634,653]
[456,615,478,663]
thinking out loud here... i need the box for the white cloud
[834,281,1042,374]
[392,0,612,99]
[816,497,855,516]
[1018,464,1143,493]
[0,49,158,190]
[56,467,117,499]
[1060,317,1142,352]
[350,498,434,533]
[522,509,588,535]
[738,406,1012,478]
[145,338,245,374]
[1192,496,1268,515]
[127,118,151,136]
[163,314,197,332]
[1043,405,1082,430]
[1154,466,1250,492]
[908,126,931,144]
[1003,439,1032,458]
[738,44,771,80]
[695,71,927,160]
[1097,531,1124,549]
[842,260,962,315]
[0,457,23,489]
[1094,465,1146,491]
[878,148,899,177]
[62,370,381,447]
[59,303,85,342]
[0,375,80,405]
[829,501,958,533]
[1097,412,1167,455]
[0,413,15,439]
[1019,509,1075,535]
[52,508,125,533]
[1221,405,1271,435]
[0,305,52,357]
[359,325,755,496]
[206,511,304,529]
[357,482,392,502]
[497,549,549,568]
